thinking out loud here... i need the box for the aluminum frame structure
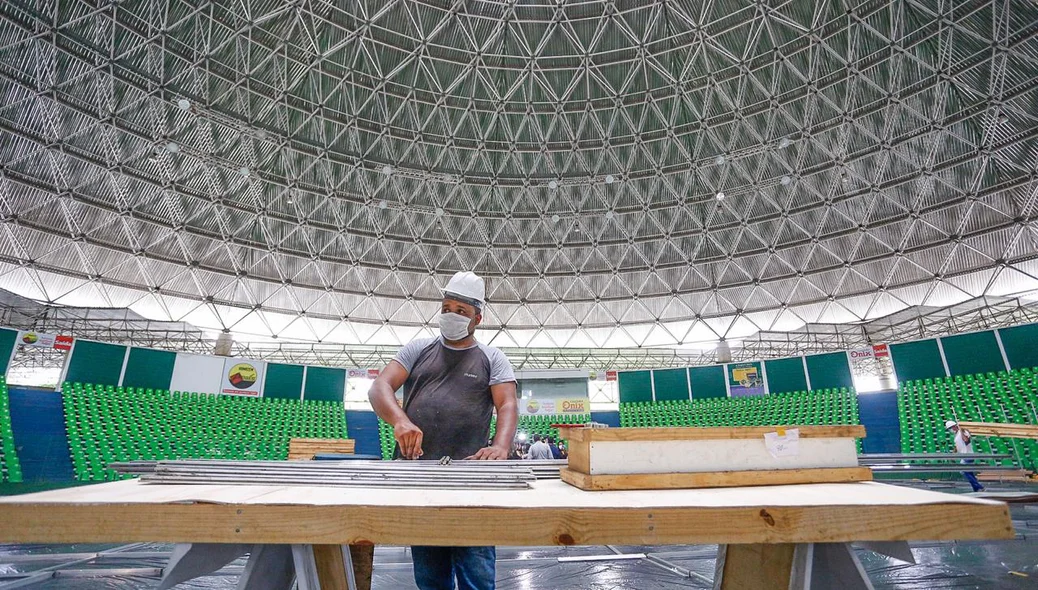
[0,1,1036,358]
[4,288,1038,371]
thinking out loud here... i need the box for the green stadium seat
[897,367,1038,471]
[618,389,860,432]
[62,384,349,481]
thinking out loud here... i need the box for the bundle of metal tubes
[858,452,1022,473]
[108,459,568,490]
[448,459,567,480]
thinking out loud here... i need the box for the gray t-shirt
[526,441,552,460]
[393,337,516,460]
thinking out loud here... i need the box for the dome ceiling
[0,0,1036,348]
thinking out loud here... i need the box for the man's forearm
[491,400,518,449]
[368,381,409,425]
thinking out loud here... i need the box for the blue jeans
[961,459,984,492]
[411,546,495,590]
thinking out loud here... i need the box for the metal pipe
[869,465,1022,473]
[645,553,714,585]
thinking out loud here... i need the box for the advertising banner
[18,331,73,351]
[170,353,224,395]
[221,358,266,397]
[849,343,896,392]
[849,343,890,361]
[728,361,765,397]
[521,397,588,415]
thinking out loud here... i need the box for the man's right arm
[368,360,424,459]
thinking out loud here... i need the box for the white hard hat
[442,271,485,310]
[944,420,957,430]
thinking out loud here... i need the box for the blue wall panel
[857,392,901,454]
[7,388,74,483]
[590,411,621,428]
[344,410,382,458]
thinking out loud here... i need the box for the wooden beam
[716,544,796,590]
[957,422,1038,439]
[348,545,374,590]
[560,466,872,491]
[558,425,866,443]
[0,499,1012,546]
[312,545,349,590]
[288,438,356,460]
[565,438,590,474]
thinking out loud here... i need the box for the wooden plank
[717,543,796,590]
[0,497,1012,546]
[348,545,374,590]
[560,467,872,490]
[566,439,590,474]
[559,425,866,443]
[311,544,349,590]
[288,438,355,461]
[976,470,1033,482]
[957,422,1038,439]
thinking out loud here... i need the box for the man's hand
[465,445,509,460]
[394,420,424,459]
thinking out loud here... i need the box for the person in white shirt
[945,420,984,492]
[526,434,553,460]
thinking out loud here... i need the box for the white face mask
[438,312,472,341]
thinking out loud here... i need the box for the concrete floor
[1,482,1036,589]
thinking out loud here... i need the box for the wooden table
[0,479,1014,590]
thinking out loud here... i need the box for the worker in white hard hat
[945,420,984,492]
[368,270,517,590]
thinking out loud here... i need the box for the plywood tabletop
[0,479,1012,547]
[559,425,866,443]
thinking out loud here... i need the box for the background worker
[369,271,518,590]
[945,420,985,492]
[525,434,552,460]
[546,436,562,460]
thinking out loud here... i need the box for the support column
[714,543,796,590]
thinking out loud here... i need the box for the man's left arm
[466,381,518,460]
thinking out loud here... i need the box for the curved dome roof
[0,1,1036,348]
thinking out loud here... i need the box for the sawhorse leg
[714,541,913,589]
[160,543,365,590]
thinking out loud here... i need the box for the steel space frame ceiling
[0,0,1037,351]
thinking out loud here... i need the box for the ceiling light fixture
[716,192,725,201]
[779,137,791,149]
[239,167,250,177]
[780,175,792,185]
[165,141,180,153]
[715,155,726,165]
[548,180,559,190]
[605,174,615,184]
[176,99,191,111]
[381,165,393,175]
